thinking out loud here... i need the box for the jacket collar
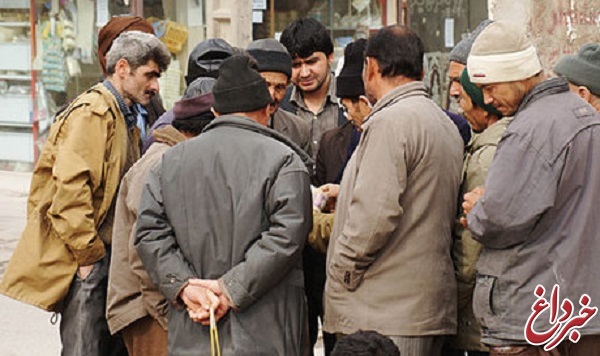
[467,117,512,153]
[102,79,136,129]
[363,81,428,129]
[518,77,570,113]
[204,115,314,173]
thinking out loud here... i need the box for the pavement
[0,169,325,355]
[0,170,61,355]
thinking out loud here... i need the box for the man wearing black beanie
[247,39,311,155]
[135,54,314,355]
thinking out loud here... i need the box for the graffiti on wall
[530,0,599,68]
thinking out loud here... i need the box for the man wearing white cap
[462,21,600,354]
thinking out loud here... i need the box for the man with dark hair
[247,39,311,153]
[280,17,343,160]
[135,55,312,355]
[280,18,345,355]
[0,31,171,356]
[324,26,462,356]
[107,91,215,356]
[332,331,400,356]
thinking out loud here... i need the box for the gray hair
[106,31,171,75]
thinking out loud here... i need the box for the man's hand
[320,184,340,199]
[77,265,94,281]
[180,283,221,325]
[320,184,340,212]
[460,186,485,228]
[188,279,233,322]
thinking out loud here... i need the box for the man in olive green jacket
[324,26,463,356]
[449,68,510,355]
[0,31,170,356]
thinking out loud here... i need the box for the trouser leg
[121,315,167,356]
[60,249,127,356]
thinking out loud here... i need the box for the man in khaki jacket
[449,68,509,356]
[323,26,463,356]
[0,31,170,356]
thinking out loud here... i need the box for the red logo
[524,285,597,351]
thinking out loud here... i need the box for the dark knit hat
[173,92,215,120]
[460,68,502,117]
[186,38,233,85]
[449,19,493,65]
[336,39,367,98]
[554,43,600,96]
[213,55,271,114]
[98,16,154,76]
[247,39,292,78]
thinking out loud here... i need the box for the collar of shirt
[290,72,338,114]
[102,79,136,130]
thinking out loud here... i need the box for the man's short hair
[331,330,400,356]
[365,26,424,80]
[280,17,333,59]
[106,31,171,75]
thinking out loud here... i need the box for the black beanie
[247,39,292,78]
[213,55,272,114]
[336,39,367,98]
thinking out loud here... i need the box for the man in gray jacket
[324,26,463,355]
[135,55,313,355]
[463,21,600,354]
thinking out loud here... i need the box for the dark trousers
[60,248,127,356]
[488,335,600,356]
[303,246,336,355]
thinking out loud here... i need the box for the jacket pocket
[473,274,498,328]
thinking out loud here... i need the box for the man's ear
[211,107,220,117]
[577,86,593,104]
[114,58,130,77]
[327,52,334,66]
[420,69,425,81]
[364,57,379,83]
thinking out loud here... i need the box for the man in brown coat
[0,32,171,356]
[107,91,215,356]
[323,26,463,356]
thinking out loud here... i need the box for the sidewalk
[0,170,61,355]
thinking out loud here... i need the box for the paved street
[0,170,61,355]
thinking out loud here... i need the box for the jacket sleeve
[134,163,197,303]
[125,164,169,327]
[47,106,108,266]
[467,131,558,248]
[314,142,327,187]
[220,166,312,310]
[328,120,407,291]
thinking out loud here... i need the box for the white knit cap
[467,21,542,84]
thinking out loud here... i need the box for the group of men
[0,12,600,356]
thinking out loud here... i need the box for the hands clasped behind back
[180,279,232,325]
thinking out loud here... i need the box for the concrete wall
[490,0,600,70]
